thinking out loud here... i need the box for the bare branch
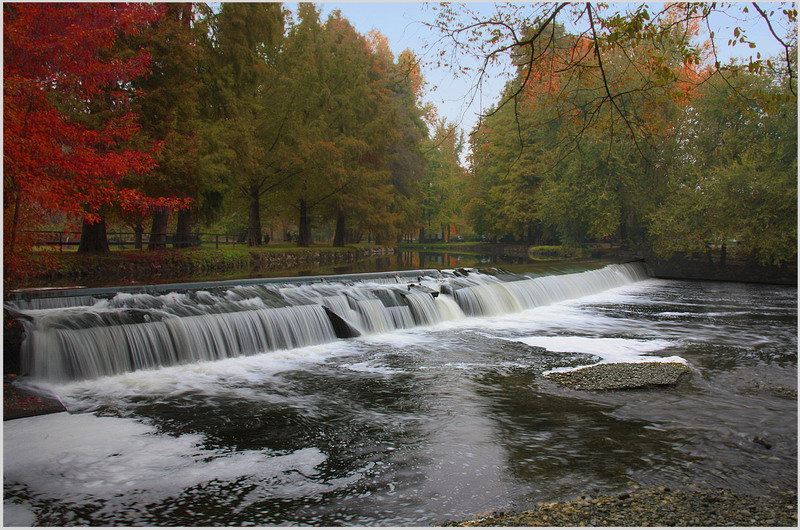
[482,2,571,120]
[586,3,649,163]
[751,2,796,95]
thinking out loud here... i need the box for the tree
[4,3,190,269]
[465,14,698,246]
[467,88,554,243]
[198,2,289,247]
[385,49,430,243]
[327,39,429,246]
[122,3,203,250]
[421,119,466,242]
[649,62,797,266]
[283,6,398,247]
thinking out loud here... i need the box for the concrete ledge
[645,256,796,286]
[5,269,440,304]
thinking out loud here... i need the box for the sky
[291,1,794,141]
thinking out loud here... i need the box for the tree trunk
[332,211,346,247]
[133,223,144,250]
[8,192,22,256]
[298,198,312,247]
[418,227,425,243]
[527,222,541,245]
[720,243,727,267]
[246,186,262,246]
[148,206,169,250]
[78,216,110,253]
[174,209,192,248]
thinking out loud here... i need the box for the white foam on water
[37,330,441,411]
[3,412,335,513]
[3,502,37,527]
[658,310,753,317]
[41,341,360,410]
[509,336,685,373]
[435,280,660,331]
[342,361,405,375]
[355,330,437,347]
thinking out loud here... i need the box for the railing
[23,231,241,251]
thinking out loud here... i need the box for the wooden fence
[24,230,240,251]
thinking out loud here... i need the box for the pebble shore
[546,361,691,390]
[448,487,798,527]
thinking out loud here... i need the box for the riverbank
[448,487,797,526]
[399,242,637,261]
[402,243,797,285]
[645,253,797,286]
[5,244,395,290]
[9,243,793,291]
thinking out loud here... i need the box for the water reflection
[471,370,685,502]
[37,250,620,288]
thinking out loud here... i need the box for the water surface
[4,269,796,526]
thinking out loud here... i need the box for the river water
[3,263,797,526]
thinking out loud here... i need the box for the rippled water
[4,275,797,526]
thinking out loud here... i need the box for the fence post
[58,231,63,252]
[216,234,219,250]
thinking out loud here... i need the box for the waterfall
[453,262,647,316]
[8,262,649,383]
[24,305,337,383]
[403,291,444,326]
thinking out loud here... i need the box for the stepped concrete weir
[5,264,650,384]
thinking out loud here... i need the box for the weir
[6,263,649,383]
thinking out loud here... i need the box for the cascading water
[8,262,649,383]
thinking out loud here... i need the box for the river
[3,262,797,526]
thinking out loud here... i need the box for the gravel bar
[447,487,798,527]
[546,362,691,390]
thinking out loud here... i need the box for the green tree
[466,16,692,246]
[343,42,428,245]
[467,89,554,243]
[429,2,796,150]
[198,2,288,247]
[282,6,400,246]
[421,119,466,242]
[120,3,203,250]
[649,62,797,266]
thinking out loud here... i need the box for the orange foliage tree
[3,3,190,276]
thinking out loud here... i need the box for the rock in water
[4,381,67,420]
[546,362,690,390]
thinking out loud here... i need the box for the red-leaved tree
[3,3,190,277]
